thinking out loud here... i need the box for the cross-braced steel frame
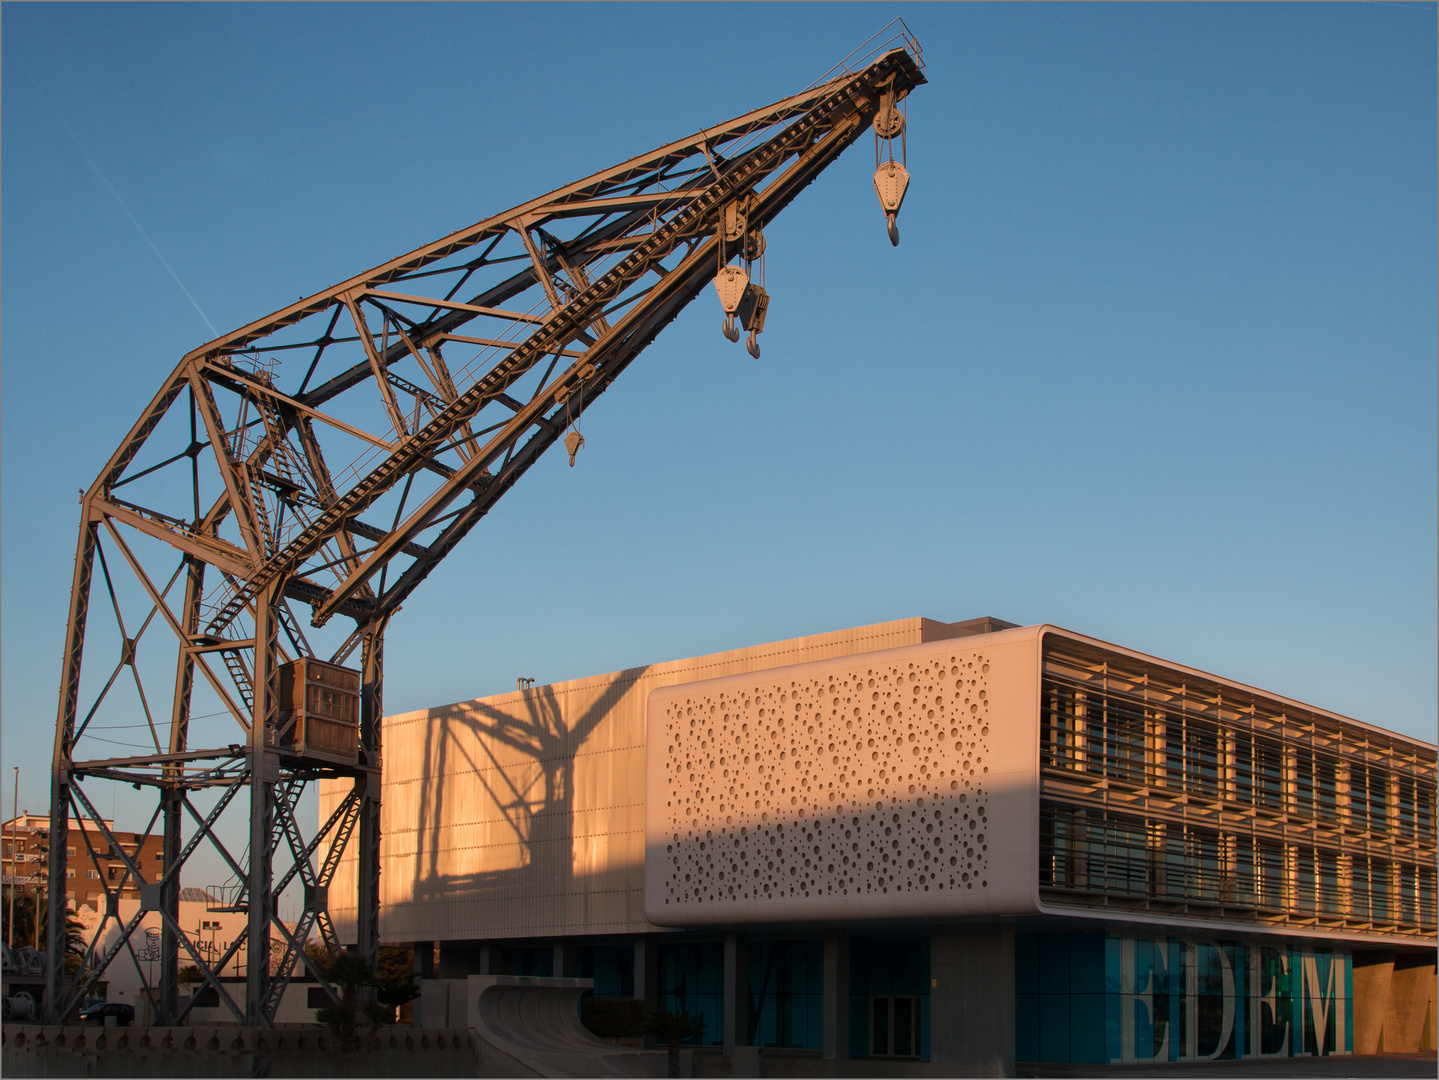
[45,25,924,1026]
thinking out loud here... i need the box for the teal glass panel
[1016,932,1039,995]
[576,944,633,998]
[747,939,823,1049]
[1070,931,1105,993]
[1039,932,1070,994]
[1105,980,1120,1063]
[1016,994,1040,1061]
[1167,939,1183,1061]
[658,941,723,1046]
[1196,992,1236,1059]
[1070,994,1105,1062]
[509,946,553,977]
[848,995,869,1059]
[1039,993,1070,1061]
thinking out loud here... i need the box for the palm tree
[643,1008,706,1079]
[368,945,420,1026]
[312,950,375,1050]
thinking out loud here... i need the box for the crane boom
[46,27,924,1026]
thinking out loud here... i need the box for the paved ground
[1016,1053,1435,1078]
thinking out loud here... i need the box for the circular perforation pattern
[658,653,991,907]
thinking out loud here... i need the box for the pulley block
[874,91,906,139]
[740,284,768,359]
[743,230,767,263]
[873,160,910,247]
[564,430,585,467]
[713,265,750,314]
[737,284,768,335]
[722,201,749,243]
[715,265,749,341]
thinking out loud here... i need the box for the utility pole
[8,767,16,948]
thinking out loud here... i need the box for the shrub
[581,996,646,1038]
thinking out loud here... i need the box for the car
[77,1001,134,1026]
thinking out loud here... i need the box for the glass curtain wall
[1016,930,1352,1064]
[1039,639,1437,938]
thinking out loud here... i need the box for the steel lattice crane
[44,25,924,1026]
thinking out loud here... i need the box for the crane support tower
[44,24,924,1026]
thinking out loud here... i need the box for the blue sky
[3,2,1435,846]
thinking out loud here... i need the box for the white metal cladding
[644,628,1043,924]
[322,618,956,942]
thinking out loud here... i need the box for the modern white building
[90,890,316,1025]
[324,617,1437,1074]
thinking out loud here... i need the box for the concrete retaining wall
[1,1025,477,1078]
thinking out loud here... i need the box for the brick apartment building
[3,811,165,915]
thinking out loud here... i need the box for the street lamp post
[8,766,16,949]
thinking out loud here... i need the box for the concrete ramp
[424,975,662,1078]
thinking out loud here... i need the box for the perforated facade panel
[644,628,1043,923]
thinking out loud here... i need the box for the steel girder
[45,27,924,1026]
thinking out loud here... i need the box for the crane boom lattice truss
[45,29,924,1025]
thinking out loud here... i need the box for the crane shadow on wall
[402,665,654,929]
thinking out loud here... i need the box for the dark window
[1162,826,1191,901]
[1317,850,1340,916]
[1420,865,1436,930]
[1089,812,1147,897]
[657,941,723,1046]
[1256,739,1284,811]
[1231,836,1256,907]
[849,937,928,1059]
[1350,855,1372,921]
[1396,775,1417,839]
[870,996,919,1056]
[1187,721,1221,799]
[1294,849,1316,915]
[1292,751,1315,818]
[500,946,553,978]
[1351,763,1390,833]
[575,944,634,998]
[1418,780,1437,843]
[1104,699,1148,785]
[1042,686,1079,771]
[1039,803,1085,891]
[1398,864,1420,926]
[1371,859,1391,923]
[1232,735,1255,805]
[747,940,822,1049]
[307,987,332,1009]
[1193,828,1221,903]
[1316,756,1340,823]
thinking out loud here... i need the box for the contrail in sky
[8,46,220,338]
